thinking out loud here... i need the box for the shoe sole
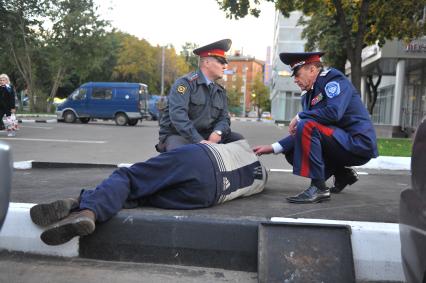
[40,218,95,246]
[286,196,331,204]
[30,200,75,227]
[331,177,358,194]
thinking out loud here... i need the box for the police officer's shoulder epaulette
[319,68,331,77]
[187,72,199,82]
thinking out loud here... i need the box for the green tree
[163,45,190,94]
[45,0,110,111]
[251,73,270,118]
[299,6,347,72]
[113,34,159,91]
[84,30,124,83]
[113,35,189,94]
[180,42,199,70]
[226,74,244,116]
[0,0,48,111]
[216,0,426,92]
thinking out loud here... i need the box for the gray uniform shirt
[159,69,230,143]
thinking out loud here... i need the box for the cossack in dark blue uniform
[278,67,378,181]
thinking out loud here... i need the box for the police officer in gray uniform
[157,39,243,152]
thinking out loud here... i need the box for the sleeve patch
[324,81,340,98]
[177,85,187,95]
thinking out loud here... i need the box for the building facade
[270,11,306,121]
[359,39,426,137]
[223,54,264,116]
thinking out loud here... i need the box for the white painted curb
[357,156,411,170]
[19,119,57,123]
[0,203,78,257]
[0,203,405,282]
[271,217,404,282]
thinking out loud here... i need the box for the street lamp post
[160,46,165,96]
[252,92,260,121]
[242,65,247,117]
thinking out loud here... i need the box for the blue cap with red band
[279,52,325,76]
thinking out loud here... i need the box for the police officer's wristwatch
[214,130,222,136]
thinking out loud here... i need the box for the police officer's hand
[252,145,273,156]
[200,140,213,144]
[289,115,299,136]
[207,132,222,144]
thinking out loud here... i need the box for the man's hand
[207,132,221,143]
[252,145,274,156]
[200,140,212,144]
[288,115,299,136]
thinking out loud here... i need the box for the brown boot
[40,209,96,246]
[30,198,79,226]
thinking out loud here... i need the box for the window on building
[284,91,302,120]
[372,85,394,124]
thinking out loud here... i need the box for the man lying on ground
[30,140,267,246]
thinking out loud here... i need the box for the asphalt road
[1,119,409,223]
[0,119,288,169]
[0,119,410,282]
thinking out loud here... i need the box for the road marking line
[0,137,106,144]
[19,126,53,129]
[269,168,368,175]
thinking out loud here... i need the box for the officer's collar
[197,69,213,85]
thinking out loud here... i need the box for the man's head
[194,39,231,81]
[0,74,10,86]
[279,52,324,91]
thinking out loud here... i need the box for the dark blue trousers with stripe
[280,119,370,181]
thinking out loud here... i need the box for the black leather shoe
[30,198,79,227]
[286,186,330,204]
[330,167,359,194]
[40,210,96,246]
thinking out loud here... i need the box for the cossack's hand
[288,115,299,136]
[252,145,273,156]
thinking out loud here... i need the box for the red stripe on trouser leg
[300,121,334,177]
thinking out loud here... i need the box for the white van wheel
[115,113,128,126]
[63,111,76,123]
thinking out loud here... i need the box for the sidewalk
[0,163,409,282]
[15,114,57,123]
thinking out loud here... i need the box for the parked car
[0,142,12,229]
[56,82,149,126]
[247,111,257,118]
[399,116,426,283]
[261,111,272,120]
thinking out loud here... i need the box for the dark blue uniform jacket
[295,68,378,158]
